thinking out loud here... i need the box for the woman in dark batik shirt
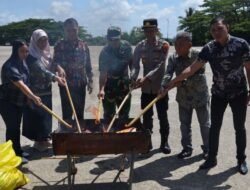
[22,29,65,152]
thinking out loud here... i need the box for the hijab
[29,29,52,69]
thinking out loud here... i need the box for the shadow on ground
[132,153,237,189]
[32,182,129,190]
[20,150,238,190]
[21,145,96,173]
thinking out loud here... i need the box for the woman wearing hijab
[0,40,41,164]
[22,29,65,152]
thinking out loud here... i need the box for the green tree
[0,18,91,45]
[202,0,250,41]
[0,18,171,46]
[178,7,211,45]
[178,0,250,45]
[121,31,130,42]
[128,26,144,45]
[86,36,106,45]
[126,26,164,45]
[178,7,196,31]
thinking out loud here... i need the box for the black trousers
[59,85,86,120]
[209,93,247,163]
[0,99,23,156]
[23,94,52,141]
[141,93,170,136]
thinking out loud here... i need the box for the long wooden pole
[106,89,132,132]
[126,95,162,128]
[125,81,178,128]
[65,82,82,133]
[95,98,102,124]
[40,104,71,128]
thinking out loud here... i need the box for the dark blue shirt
[1,59,30,106]
[198,35,250,99]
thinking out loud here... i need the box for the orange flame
[116,127,136,133]
[86,99,102,124]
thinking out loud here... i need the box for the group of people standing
[0,18,93,164]
[0,16,249,176]
[161,16,250,175]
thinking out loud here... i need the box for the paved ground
[0,46,250,190]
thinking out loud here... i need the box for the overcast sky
[0,0,204,38]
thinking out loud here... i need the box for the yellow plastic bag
[0,140,29,190]
[0,140,21,170]
[0,169,29,190]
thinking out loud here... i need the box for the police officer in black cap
[131,18,171,154]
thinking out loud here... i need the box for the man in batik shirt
[165,16,250,175]
[53,18,93,121]
[161,32,210,159]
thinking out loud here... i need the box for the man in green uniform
[98,26,133,126]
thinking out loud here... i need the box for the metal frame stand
[66,151,136,190]
[67,155,77,190]
[128,151,135,190]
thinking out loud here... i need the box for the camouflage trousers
[103,77,131,123]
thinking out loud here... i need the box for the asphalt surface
[0,46,249,190]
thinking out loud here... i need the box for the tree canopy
[1,0,249,47]
[0,18,164,46]
[0,18,91,45]
[178,0,250,45]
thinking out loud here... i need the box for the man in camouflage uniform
[98,26,133,125]
[161,32,210,159]
[131,18,171,154]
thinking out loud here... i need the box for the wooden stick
[106,89,132,132]
[40,104,71,128]
[125,82,177,128]
[126,95,162,128]
[95,98,102,124]
[41,155,79,159]
[116,127,136,133]
[65,82,82,133]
